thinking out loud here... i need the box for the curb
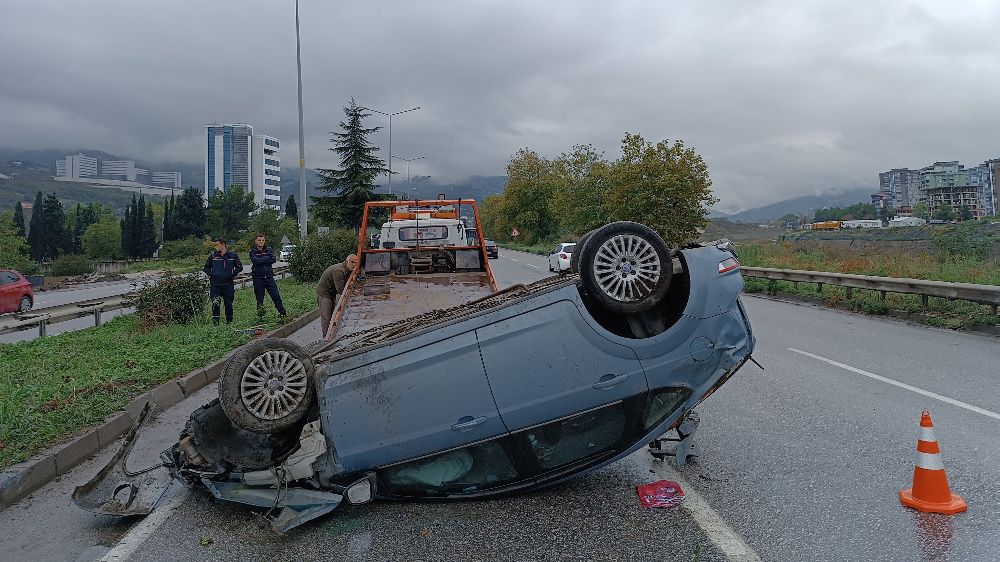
[0,308,321,510]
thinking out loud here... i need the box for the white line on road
[526,264,540,269]
[789,348,1000,421]
[100,488,188,562]
[650,457,762,562]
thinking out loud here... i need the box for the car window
[563,244,576,253]
[524,403,626,470]
[0,272,17,285]
[551,247,561,255]
[380,440,519,495]
[643,388,692,431]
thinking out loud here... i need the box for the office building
[55,154,98,179]
[205,123,280,210]
[100,160,138,182]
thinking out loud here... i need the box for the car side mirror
[344,474,376,505]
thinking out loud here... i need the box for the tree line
[479,133,717,246]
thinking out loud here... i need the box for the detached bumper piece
[648,411,700,467]
[72,402,173,516]
[201,479,342,534]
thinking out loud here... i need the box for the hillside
[727,188,875,224]
[0,171,164,215]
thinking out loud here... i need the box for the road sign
[511,228,520,238]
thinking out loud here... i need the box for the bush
[50,255,93,276]
[288,230,358,281]
[130,272,208,330]
[160,237,207,260]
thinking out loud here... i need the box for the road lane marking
[100,488,188,561]
[526,264,540,269]
[650,457,763,562]
[789,348,1000,421]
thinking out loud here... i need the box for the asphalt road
[2,248,997,561]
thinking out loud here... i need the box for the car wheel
[578,222,672,314]
[548,260,553,272]
[218,338,316,434]
[570,229,599,273]
[18,296,32,313]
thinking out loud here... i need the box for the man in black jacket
[249,234,287,317]
[203,238,243,325]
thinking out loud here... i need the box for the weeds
[0,279,316,470]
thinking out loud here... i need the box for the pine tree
[39,194,67,261]
[314,98,390,227]
[163,193,176,241]
[27,191,45,261]
[12,201,26,237]
[142,201,157,257]
[174,187,207,239]
[285,194,298,221]
[122,193,139,258]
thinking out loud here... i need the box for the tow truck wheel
[219,338,316,434]
[578,222,672,314]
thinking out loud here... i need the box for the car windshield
[563,244,576,253]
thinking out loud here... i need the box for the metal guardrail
[0,267,290,337]
[741,266,1000,316]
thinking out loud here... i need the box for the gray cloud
[3,0,1000,212]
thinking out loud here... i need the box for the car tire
[18,296,32,313]
[578,222,672,314]
[570,229,599,273]
[185,399,304,471]
[218,338,316,434]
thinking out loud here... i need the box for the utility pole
[295,0,307,237]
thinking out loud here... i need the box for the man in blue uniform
[249,234,287,317]
[203,238,243,325]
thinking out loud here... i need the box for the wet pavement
[2,249,997,561]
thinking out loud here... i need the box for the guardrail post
[94,308,103,326]
[846,287,853,299]
[880,290,887,301]
[922,295,929,309]
[38,320,46,338]
[816,282,823,293]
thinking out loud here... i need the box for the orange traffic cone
[899,410,967,514]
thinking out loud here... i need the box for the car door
[548,246,559,270]
[477,299,648,432]
[321,331,509,473]
[0,273,12,312]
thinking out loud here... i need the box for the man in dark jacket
[249,234,287,317]
[203,238,243,324]
[317,253,358,338]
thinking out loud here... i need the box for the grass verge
[0,278,317,470]
[120,255,204,274]
[498,242,553,255]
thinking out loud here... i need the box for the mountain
[279,173,508,209]
[726,188,875,224]
[0,147,204,189]
[0,170,164,215]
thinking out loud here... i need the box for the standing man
[317,253,358,338]
[204,237,243,325]
[249,234,287,317]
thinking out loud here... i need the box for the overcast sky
[3,0,1000,212]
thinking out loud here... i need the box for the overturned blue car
[75,212,755,533]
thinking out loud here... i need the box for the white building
[101,160,138,182]
[151,171,181,188]
[887,216,926,227]
[55,154,98,179]
[205,123,280,210]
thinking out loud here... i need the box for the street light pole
[359,105,420,198]
[295,0,307,237]
[393,155,426,194]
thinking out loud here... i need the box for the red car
[0,269,34,314]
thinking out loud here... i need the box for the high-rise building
[878,168,921,208]
[101,160,138,182]
[55,154,98,179]
[205,123,280,209]
[982,159,1000,217]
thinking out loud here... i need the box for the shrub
[50,255,93,276]
[130,273,208,330]
[160,237,206,260]
[288,230,358,281]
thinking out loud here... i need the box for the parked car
[75,218,754,536]
[484,240,499,259]
[0,269,34,314]
[547,242,576,272]
[279,244,296,261]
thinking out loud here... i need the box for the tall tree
[206,185,256,240]
[959,204,974,222]
[82,218,124,260]
[27,191,45,261]
[173,187,207,239]
[162,193,175,241]
[121,193,139,258]
[0,210,34,273]
[314,98,390,227]
[285,194,298,221]
[35,194,68,261]
[141,200,157,257]
[12,201,26,237]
